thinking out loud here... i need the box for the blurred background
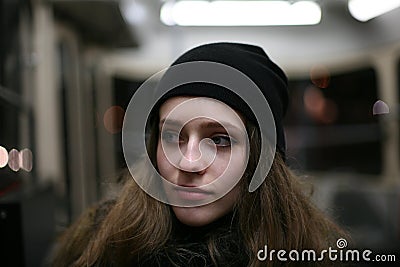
[0,0,399,266]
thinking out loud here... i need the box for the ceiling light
[348,0,400,22]
[160,0,322,26]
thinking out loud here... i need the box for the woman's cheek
[156,144,167,175]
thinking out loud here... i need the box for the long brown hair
[51,115,347,267]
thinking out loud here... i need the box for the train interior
[1,0,400,266]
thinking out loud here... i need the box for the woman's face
[156,96,248,226]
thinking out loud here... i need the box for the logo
[122,61,277,207]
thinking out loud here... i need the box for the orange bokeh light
[310,65,330,89]
[304,86,337,124]
[103,106,125,134]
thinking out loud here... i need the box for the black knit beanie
[154,42,289,158]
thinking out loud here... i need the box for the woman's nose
[178,137,215,173]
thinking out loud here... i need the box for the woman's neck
[171,209,238,242]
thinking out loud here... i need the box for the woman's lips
[174,185,213,201]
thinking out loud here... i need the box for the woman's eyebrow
[159,118,181,127]
[203,121,239,131]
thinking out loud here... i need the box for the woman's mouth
[174,186,213,201]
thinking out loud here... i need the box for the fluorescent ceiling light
[160,0,322,26]
[348,0,400,22]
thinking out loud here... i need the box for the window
[285,67,382,174]
[112,77,144,169]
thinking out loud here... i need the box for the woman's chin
[172,206,217,227]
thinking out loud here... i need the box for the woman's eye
[161,131,180,143]
[211,136,233,147]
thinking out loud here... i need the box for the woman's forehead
[159,96,246,126]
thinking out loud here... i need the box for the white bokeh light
[161,0,321,26]
[349,0,400,22]
[0,146,8,168]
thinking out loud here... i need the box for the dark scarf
[138,209,249,267]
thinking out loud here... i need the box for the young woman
[51,43,347,266]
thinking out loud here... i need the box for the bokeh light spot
[372,100,389,115]
[310,65,330,89]
[321,99,338,124]
[304,86,325,115]
[20,148,33,172]
[0,146,8,168]
[0,210,7,219]
[8,149,20,172]
[304,86,337,124]
[103,106,125,134]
